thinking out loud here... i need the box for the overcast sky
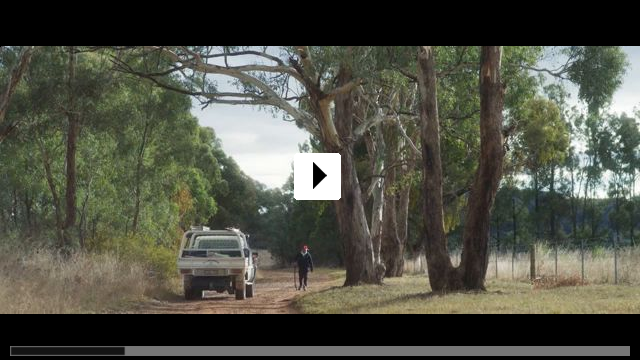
[193,46,640,189]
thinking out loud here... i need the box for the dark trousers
[299,269,308,288]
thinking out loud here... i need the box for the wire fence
[404,239,640,285]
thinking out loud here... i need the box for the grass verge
[294,272,640,314]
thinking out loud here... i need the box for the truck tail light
[180,269,193,275]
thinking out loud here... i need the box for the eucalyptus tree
[415,46,510,291]
[513,98,569,240]
[113,46,399,285]
[601,113,640,244]
[535,47,628,239]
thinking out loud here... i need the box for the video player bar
[8,346,630,356]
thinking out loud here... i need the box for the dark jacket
[295,251,314,272]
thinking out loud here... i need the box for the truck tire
[185,286,197,301]
[246,283,254,298]
[235,282,246,300]
[183,276,199,301]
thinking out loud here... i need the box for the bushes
[88,234,178,280]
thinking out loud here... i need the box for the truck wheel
[191,288,203,300]
[246,283,254,298]
[182,276,196,300]
[235,282,246,300]
[184,286,199,300]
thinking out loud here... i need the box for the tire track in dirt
[134,269,335,314]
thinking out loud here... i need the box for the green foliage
[88,234,178,279]
[515,98,570,174]
[0,48,228,269]
[2,46,637,277]
[566,46,628,114]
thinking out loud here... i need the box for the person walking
[295,245,314,291]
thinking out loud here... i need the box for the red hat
[303,245,309,250]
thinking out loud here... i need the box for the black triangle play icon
[313,162,327,189]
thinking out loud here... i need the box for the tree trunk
[380,182,401,277]
[581,170,589,235]
[458,46,505,290]
[549,165,557,241]
[417,46,460,291]
[11,189,19,228]
[495,215,501,251]
[395,183,410,275]
[92,216,98,240]
[24,191,32,228]
[369,124,385,267]
[0,208,6,234]
[0,46,36,142]
[40,143,64,247]
[590,187,597,238]
[512,197,517,248]
[132,120,151,234]
[631,173,635,246]
[331,65,381,286]
[570,158,577,242]
[78,177,93,250]
[615,180,620,243]
[418,46,505,292]
[63,46,79,248]
[534,171,540,240]
[381,122,404,277]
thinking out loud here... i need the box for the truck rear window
[193,236,240,250]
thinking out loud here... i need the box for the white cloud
[192,103,308,189]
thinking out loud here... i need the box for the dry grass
[532,275,587,289]
[294,272,640,314]
[405,245,640,285]
[0,245,170,313]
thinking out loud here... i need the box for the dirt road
[135,269,336,314]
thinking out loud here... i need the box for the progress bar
[11,347,125,356]
[9,346,630,356]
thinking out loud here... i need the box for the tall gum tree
[418,46,505,291]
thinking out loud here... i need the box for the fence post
[614,236,618,285]
[554,238,558,279]
[530,243,536,280]
[512,242,515,280]
[495,242,498,279]
[581,238,585,284]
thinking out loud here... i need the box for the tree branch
[395,117,422,160]
[131,46,320,137]
[0,46,37,142]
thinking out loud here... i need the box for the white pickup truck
[177,227,258,300]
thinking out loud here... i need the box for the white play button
[294,153,341,200]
